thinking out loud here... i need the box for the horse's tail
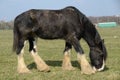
[13,20,19,53]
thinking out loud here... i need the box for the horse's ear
[95,33,104,50]
[102,39,104,43]
[95,33,101,44]
[97,41,102,50]
[98,39,105,51]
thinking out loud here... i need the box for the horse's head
[90,39,107,72]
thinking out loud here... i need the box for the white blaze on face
[93,60,105,72]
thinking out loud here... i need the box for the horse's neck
[83,24,98,48]
[83,34,96,48]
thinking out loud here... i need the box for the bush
[0,20,13,30]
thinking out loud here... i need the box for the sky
[0,0,120,21]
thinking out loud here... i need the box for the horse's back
[14,6,83,40]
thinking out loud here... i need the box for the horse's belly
[35,31,63,39]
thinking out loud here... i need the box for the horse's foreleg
[17,41,31,73]
[77,54,95,74]
[29,39,50,72]
[62,42,74,70]
[71,37,95,74]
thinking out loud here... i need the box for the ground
[0,27,120,80]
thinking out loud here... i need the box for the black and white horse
[13,6,107,74]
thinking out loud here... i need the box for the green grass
[0,27,120,80]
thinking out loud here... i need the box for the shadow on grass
[46,60,80,68]
[102,66,109,72]
[27,60,80,70]
[27,62,37,70]
[27,60,109,73]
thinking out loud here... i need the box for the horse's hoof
[81,69,95,75]
[37,66,50,72]
[17,68,31,74]
[62,66,75,70]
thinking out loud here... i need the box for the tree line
[0,20,13,30]
[0,16,120,30]
[89,16,120,24]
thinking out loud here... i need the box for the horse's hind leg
[62,42,74,70]
[17,39,31,73]
[29,38,50,72]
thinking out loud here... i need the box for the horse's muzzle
[93,60,105,72]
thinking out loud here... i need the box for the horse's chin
[93,60,105,72]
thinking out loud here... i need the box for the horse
[13,6,107,74]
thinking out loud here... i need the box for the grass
[0,27,120,80]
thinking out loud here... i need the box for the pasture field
[0,27,120,80]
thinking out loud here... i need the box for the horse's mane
[67,6,102,45]
[64,6,97,35]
